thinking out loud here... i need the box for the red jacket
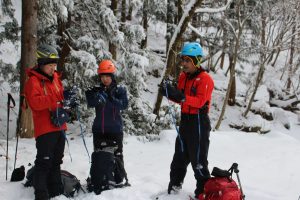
[24,68,67,138]
[177,70,214,114]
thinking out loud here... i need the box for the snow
[148,22,166,53]
[1,129,300,200]
[195,0,233,14]
[0,92,18,140]
[1,1,300,200]
[0,41,20,64]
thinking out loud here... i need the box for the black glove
[106,86,117,102]
[160,83,185,102]
[96,91,108,106]
[63,86,79,108]
[159,84,167,96]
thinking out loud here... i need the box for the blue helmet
[180,42,204,57]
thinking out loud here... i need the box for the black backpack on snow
[87,141,130,195]
[24,166,84,197]
[60,170,85,197]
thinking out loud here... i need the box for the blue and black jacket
[85,82,128,135]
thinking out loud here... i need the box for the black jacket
[86,84,128,134]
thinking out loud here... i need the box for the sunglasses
[181,56,193,63]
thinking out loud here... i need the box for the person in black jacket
[85,60,128,162]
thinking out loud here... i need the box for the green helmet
[37,44,59,65]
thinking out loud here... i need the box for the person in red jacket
[160,42,214,198]
[24,44,67,200]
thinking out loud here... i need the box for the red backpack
[198,163,244,200]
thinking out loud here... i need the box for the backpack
[87,141,129,195]
[24,166,84,197]
[60,170,84,197]
[11,165,25,182]
[198,163,244,200]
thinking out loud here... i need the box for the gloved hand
[63,86,79,108]
[159,83,185,102]
[106,86,117,102]
[159,84,167,96]
[96,91,108,106]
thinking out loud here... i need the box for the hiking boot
[48,185,63,198]
[35,190,49,200]
[194,187,203,198]
[168,182,182,194]
[194,181,205,198]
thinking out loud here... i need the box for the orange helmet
[97,60,116,74]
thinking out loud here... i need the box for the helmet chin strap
[195,56,202,68]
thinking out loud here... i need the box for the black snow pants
[169,113,211,196]
[33,131,65,200]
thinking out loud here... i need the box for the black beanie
[37,58,59,66]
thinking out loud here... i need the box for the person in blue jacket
[85,60,128,162]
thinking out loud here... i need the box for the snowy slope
[1,1,300,200]
[1,129,300,200]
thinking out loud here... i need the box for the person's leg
[168,122,190,194]
[188,114,211,197]
[93,132,100,151]
[112,134,123,163]
[110,133,126,184]
[33,132,59,200]
[48,131,65,198]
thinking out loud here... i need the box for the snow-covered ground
[1,128,300,200]
[1,1,300,200]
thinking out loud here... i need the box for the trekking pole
[55,106,73,162]
[13,131,19,170]
[232,163,245,200]
[13,95,23,171]
[163,79,184,152]
[75,106,90,162]
[6,93,16,180]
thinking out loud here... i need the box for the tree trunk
[286,23,296,93]
[17,0,38,138]
[57,11,72,79]
[140,0,148,49]
[214,60,235,130]
[58,41,71,80]
[219,1,228,70]
[270,48,281,67]
[227,56,236,106]
[220,52,225,70]
[268,32,285,66]
[215,0,243,130]
[109,0,117,59]
[177,0,183,24]
[243,60,266,117]
[243,5,269,118]
[153,0,203,116]
[126,0,133,21]
[170,0,183,78]
[166,0,174,53]
[120,0,126,32]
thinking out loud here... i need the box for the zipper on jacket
[101,107,105,134]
